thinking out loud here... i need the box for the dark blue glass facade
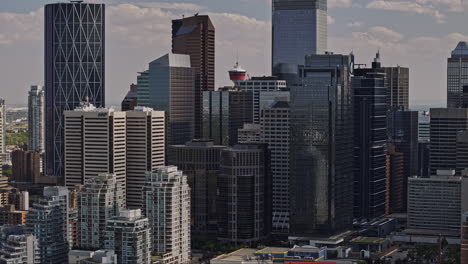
[290,54,354,235]
[45,2,105,177]
[353,61,387,220]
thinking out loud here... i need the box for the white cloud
[347,21,364,28]
[329,0,353,8]
[369,26,404,41]
[366,0,445,23]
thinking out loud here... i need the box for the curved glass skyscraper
[45,2,105,177]
[272,0,327,72]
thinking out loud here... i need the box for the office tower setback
[147,53,194,145]
[64,103,126,209]
[168,140,225,238]
[142,167,191,264]
[126,107,165,208]
[0,235,40,263]
[218,144,271,244]
[104,209,151,264]
[203,89,253,146]
[447,41,468,108]
[11,150,41,184]
[353,56,387,220]
[408,172,468,233]
[234,77,288,124]
[172,15,215,139]
[121,84,138,111]
[45,2,105,177]
[382,66,409,110]
[26,186,69,264]
[430,108,468,175]
[8,189,29,211]
[78,174,119,250]
[260,98,290,232]
[457,131,468,175]
[272,0,327,71]
[290,54,354,235]
[28,86,45,152]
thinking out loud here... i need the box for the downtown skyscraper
[28,85,45,152]
[272,0,327,72]
[172,15,215,139]
[290,54,354,235]
[45,2,105,177]
[353,55,387,220]
[447,41,468,108]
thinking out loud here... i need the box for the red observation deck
[229,62,247,81]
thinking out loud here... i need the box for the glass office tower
[447,41,468,108]
[353,55,387,220]
[290,54,354,235]
[45,2,105,177]
[272,0,327,72]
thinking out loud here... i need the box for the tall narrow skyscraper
[28,85,45,152]
[126,107,165,208]
[272,0,327,72]
[45,2,105,177]
[447,41,468,108]
[260,98,290,233]
[353,55,387,220]
[290,54,354,235]
[172,15,215,139]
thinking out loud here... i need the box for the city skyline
[0,0,466,106]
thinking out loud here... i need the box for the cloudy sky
[0,0,467,106]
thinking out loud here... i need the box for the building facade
[11,150,41,184]
[218,144,271,244]
[142,167,191,264]
[125,107,165,208]
[234,77,288,124]
[272,0,327,71]
[121,84,138,111]
[45,2,105,177]
[203,89,253,146]
[64,103,126,208]
[26,186,69,264]
[28,85,45,152]
[260,99,290,232]
[0,235,40,264]
[104,209,151,264]
[78,174,119,250]
[290,54,354,235]
[387,109,419,212]
[447,41,468,108]
[407,173,468,232]
[386,145,405,215]
[430,108,468,175]
[462,212,468,263]
[382,67,409,110]
[147,53,194,145]
[172,15,215,139]
[353,56,387,220]
[167,140,225,238]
